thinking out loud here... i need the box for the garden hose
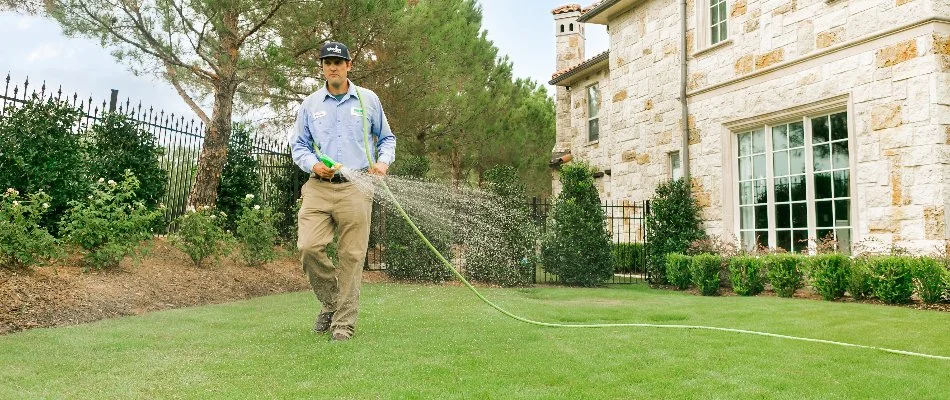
[346,89,950,361]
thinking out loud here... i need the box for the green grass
[2,283,949,399]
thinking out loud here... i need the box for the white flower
[97,178,105,183]
[202,205,211,210]
[219,212,227,217]
[186,205,196,213]
[12,201,20,207]
[108,180,116,186]
[210,215,216,219]
[254,205,261,210]
[158,203,167,209]
[5,188,14,194]
[87,195,94,200]
[42,202,50,209]
[245,194,255,199]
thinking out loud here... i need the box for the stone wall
[553,0,949,250]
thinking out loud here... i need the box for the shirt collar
[319,79,357,101]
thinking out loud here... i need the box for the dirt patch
[0,238,390,334]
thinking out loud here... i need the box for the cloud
[27,43,64,63]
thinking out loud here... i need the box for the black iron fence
[366,197,651,285]
[0,73,302,232]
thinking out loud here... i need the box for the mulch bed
[0,238,388,334]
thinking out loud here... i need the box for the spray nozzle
[318,154,341,169]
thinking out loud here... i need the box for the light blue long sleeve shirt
[291,80,396,174]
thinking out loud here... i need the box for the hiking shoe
[313,311,334,334]
[330,331,352,342]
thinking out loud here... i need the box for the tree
[216,122,261,230]
[646,178,706,284]
[40,0,403,207]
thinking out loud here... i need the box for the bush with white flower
[169,204,232,268]
[60,170,162,270]
[235,195,281,267]
[0,188,61,269]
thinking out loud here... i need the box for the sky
[0,1,607,125]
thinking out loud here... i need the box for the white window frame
[587,84,601,142]
[669,151,683,180]
[723,95,856,254]
[695,0,730,52]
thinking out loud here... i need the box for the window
[670,151,683,180]
[709,0,728,45]
[735,111,852,253]
[587,84,601,142]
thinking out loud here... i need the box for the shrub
[464,166,536,287]
[646,178,706,284]
[0,98,86,232]
[83,112,167,209]
[665,253,692,290]
[60,171,162,270]
[808,253,850,300]
[911,257,948,304]
[847,258,874,300]
[763,253,805,298]
[217,123,261,230]
[235,195,280,267]
[170,205,232,268]
[0,188,60,269]
[385,155,453,283]
[868,256,914,304]
[612,242,646,274]
[267,158,308,243]
[690,254,722,296]
[729,256,765,296]
[540,163,613,287]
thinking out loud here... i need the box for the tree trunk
[188,81,237,207]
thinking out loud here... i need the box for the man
[291,41,396,342]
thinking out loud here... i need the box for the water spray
[343,89,949,361]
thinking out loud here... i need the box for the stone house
[548,1,949,253]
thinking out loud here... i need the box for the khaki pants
[297,178,373,335]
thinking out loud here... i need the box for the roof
[578,0,649,24]
[549,50,610,86]
[551,4,582,14]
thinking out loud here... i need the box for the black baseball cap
[319,41,351,60]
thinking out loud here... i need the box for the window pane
[788,122,804,147]
[753,155,766,179]
[789,122,804,147]
[720,21,728,42]
[773,151,789,177]
[812,115,829,143]
[755,205,768,229]
[587,86,600,117]
[832,141,849,170]
[813,144,831,171]
[815,172,833,199]
[754,179,768,204]
[756,231,769,249]
[836,229,851,254]
[831,112,848,141]
[776,204,790,228]
[711,25,719,44]
[793,230,808,252]
[834,200,850,227]
[740,206,755,229]
[741,231,756,251]
[817,229,834,244]
[792,202,807,228]
[776,230,791,252]
[589,118,599,141]
[790,175,806,201]
[816,200,834,227]
[752,129,765,153]
[833,170,850,198]
[740,181,753,204]
[739,133,751,156]
[772,125,788,150]
[739,157,752,180]
[790,148,805,174]
[710,4,719,24]
[671,152,683,180]
[774,177,789,202]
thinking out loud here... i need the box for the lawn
[2,283,948,399]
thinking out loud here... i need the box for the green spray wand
[318,154,341,169]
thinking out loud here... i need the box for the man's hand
[312,162,340,179]
[368,162,389,176]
